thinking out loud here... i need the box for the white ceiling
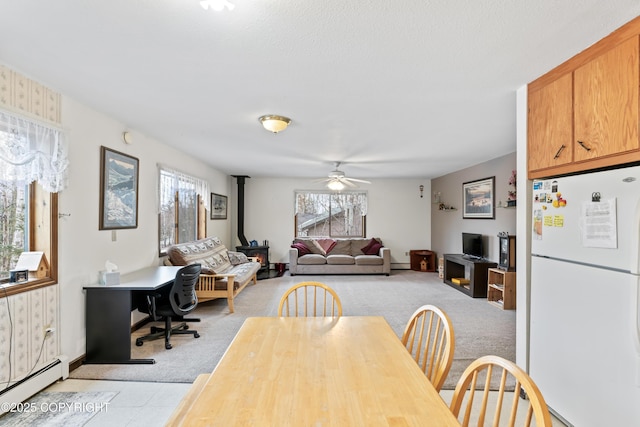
[1,1,639,182]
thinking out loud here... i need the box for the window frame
[157,167,207,257]
[0,182,58,297]
[294,190,367,238]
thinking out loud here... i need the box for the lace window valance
[158,164,210,210]
[0,110,68,192]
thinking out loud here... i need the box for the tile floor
[44,379,191,426]
[42,378,568,426]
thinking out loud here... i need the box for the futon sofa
[289,237,390,276]
[164,237,261,313]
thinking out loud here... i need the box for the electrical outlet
[405,251,409,256]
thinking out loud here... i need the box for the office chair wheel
[165,343,172,350]
[194,332,200,338]
[136,339,143,346]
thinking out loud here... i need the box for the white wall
[430,153,517,263]
[58,96,230,362]
[231,178,433,268]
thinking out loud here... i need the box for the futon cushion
[208,244,232,273]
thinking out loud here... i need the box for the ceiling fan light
[327,180,345,191]
[259,115,291,133]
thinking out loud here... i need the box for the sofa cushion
[297,254,327,265]
[302,240,324,255]
[330,239,352,255]
[291,241,311,256]
[326,254,355,265]
[355,255,384,265]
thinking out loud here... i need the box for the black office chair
[136,264,201,350]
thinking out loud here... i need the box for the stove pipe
[233,175,250,247]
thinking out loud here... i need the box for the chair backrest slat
[401,305,455,392]
[450,355,553,427]
[278,282,342,318]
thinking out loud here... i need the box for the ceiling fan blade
[341,179,358,187]
[346,177,371,184]
[312,177,331,183]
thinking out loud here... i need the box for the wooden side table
[410,250,436,272]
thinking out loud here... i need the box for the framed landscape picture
[462,176,495,219]
[99,146,139,229]
[210,193,228,220]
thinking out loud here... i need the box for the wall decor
[462,176,495,219]
[210,193,228,220]
[99,146,139,229]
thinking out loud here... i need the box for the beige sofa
[289,237,390,276]
[165,237,261,313]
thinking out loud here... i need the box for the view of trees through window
[158,168,199,254]
[0,182,27,279]
[295,191,367,238]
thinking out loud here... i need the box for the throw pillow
[292,242,311,256]
[360,237,379,254]
[228,251,249,265]
[363,242,383,255]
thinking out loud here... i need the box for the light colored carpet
[0,391,117,426]
[70,270,515,390]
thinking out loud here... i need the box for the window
[295,191,367,238]
[0,111,65,295]
[158,166,209,255]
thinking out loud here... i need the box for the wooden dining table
[175,316,460,426]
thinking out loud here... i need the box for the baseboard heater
[0,355,69,414]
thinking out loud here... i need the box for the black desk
[83,266,181,364]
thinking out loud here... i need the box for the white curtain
[0,110,68,193]
[157,165,210,210]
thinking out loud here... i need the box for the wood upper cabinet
[574,36,639,162]
[527,72,573,172]
[527,25,640,179]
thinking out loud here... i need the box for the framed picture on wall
[99,146,139,230]
[210,193,228,220]
[462,176,495,219]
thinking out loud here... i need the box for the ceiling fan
[315,162,371,190]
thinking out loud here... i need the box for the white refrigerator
[530,165,640,426]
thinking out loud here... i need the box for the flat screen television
[462,232,483,259]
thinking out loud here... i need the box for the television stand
[443,254,497,298]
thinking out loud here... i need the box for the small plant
[507,170,517,201]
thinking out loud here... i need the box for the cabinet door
[574,36,639,162]
[527,72,573,174]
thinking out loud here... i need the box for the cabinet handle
[577,140,591,151]
[553,144,566,159]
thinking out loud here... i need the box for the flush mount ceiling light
[200,0,235,11]
[259,115,291,134]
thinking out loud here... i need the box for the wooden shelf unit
[409,250,436,272]
[487,268,516,310]
[442,254,496,298]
